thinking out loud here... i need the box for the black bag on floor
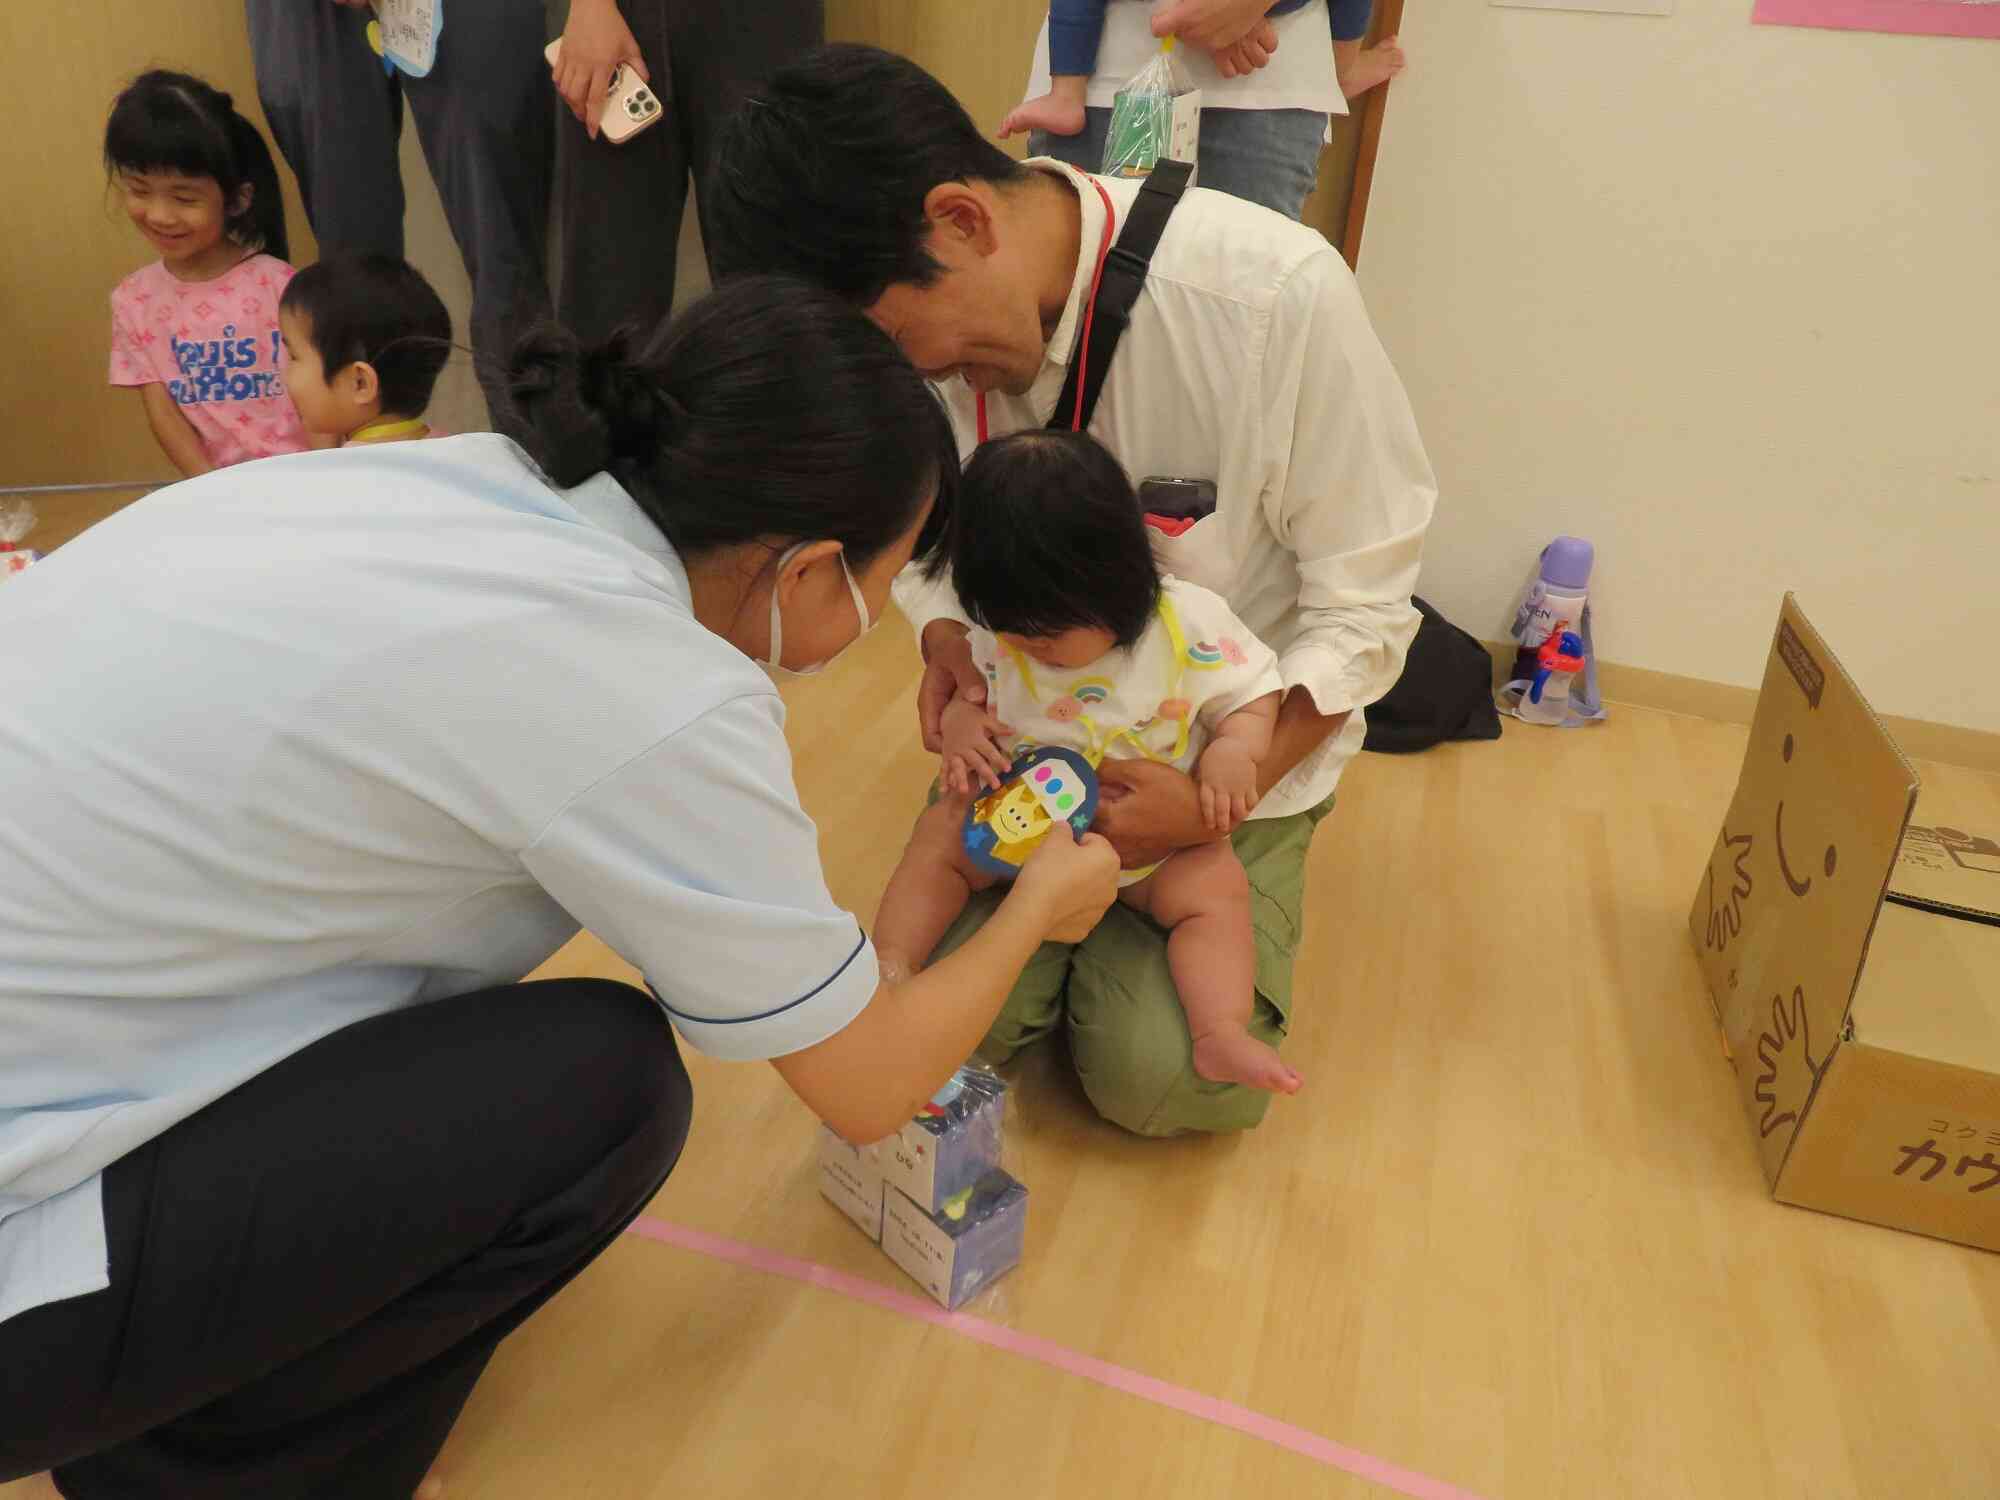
[1362,597,1503,754]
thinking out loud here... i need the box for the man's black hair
[706,44,1030,304]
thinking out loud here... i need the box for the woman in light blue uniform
[0,276,1119,1498]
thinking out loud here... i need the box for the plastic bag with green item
[1101,36,1201,181]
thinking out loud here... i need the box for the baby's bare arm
[1207,690,1281,764]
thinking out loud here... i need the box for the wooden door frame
[1340,0,1407,269]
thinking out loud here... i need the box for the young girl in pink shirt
[104,71,311,476]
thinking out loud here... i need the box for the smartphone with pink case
[545,40,663,144]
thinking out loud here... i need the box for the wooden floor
[10,612,2000,1498]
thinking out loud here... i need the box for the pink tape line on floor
[625,1216,1490,1500]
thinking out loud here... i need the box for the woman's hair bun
[507,323,680,487]
[579,330,681,461]
[506,277,949,578]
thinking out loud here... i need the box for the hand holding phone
[546,37,662,145]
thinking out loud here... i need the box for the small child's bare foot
[1191,1026,1302,1094]
[1338,37,1406,100]
[999,91,1088,140]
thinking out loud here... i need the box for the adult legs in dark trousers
[554,0,822,344]
[0,979,691,1499]
[245,0,554,419]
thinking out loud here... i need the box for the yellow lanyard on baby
[1000,593,1193,768]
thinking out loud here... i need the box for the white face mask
[765,541,875,678]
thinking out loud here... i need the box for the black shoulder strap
[1049,158,1194,434]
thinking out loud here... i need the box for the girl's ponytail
[223,110,289,261]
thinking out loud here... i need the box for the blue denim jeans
[1031,106,1330,221]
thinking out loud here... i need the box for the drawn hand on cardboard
[1703,827,1755,954]
[1753,984,1826,1139]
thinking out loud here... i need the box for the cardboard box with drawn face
[1691,600,1917,1179]
[1689,596,2000,1252]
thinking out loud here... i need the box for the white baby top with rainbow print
[969,576,1284,777]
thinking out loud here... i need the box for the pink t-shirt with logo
[108,254,310,470]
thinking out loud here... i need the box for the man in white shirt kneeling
[705,43,1436,1136]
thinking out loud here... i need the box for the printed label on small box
[1775,617,1824,709]
[816,1129,883,1241]
[884,1130,937,1206]
[880,1191,952,1301]
[1170,91,1201,169]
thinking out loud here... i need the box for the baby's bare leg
[875,795,999,979]
[998,74,1090,139]
[1123,842,1302,1095]
[1336,35,1407,100]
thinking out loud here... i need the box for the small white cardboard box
[877,1071,1006,1216]
[815,1126,884,1243]
[879,1174,1029,1310]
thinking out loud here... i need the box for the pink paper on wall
[1753,0,2000,38]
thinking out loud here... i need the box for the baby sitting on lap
[875,430,1300,1095]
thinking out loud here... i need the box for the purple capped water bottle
[1510,536,1593,683]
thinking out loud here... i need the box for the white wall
[1358,3,2000,732]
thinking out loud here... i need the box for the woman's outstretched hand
[774,819,1117,1143]
[1012,820,1121,943]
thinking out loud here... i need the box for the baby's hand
[1209,20,1278,79]
[1196,739,1259,832]
[940,695,1017,796]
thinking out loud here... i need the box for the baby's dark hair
[940,430,1160,649]
[281,254,454,420]
[104,70,288,261]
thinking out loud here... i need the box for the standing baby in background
[104,71,310,477]
[1002,0,1404,141]
[279,254,454,447]
[875,431,1302,1096]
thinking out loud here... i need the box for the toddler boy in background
[278,254,454,447]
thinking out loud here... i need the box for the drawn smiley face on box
[1702,725,1840,961]
[1773,732,1840,899]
